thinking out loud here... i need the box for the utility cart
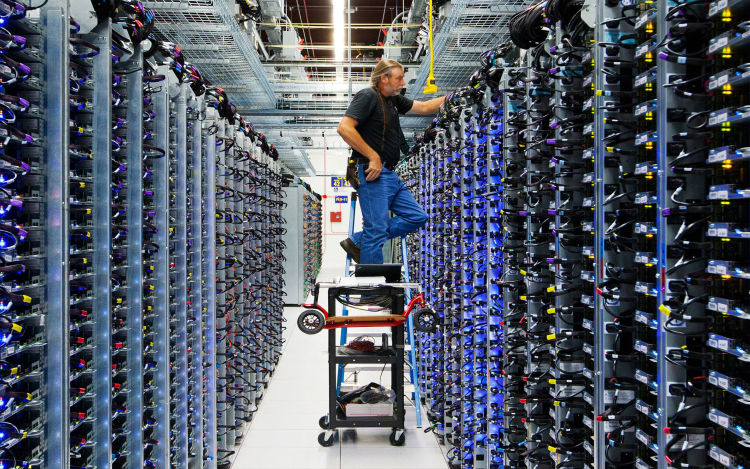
[301,275,435,447]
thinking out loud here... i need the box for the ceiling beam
[269,82,369,93]
[267,44,418,50]
[461,6,527,15]
[242,109,433,119]
[262,60,421,68]
[275,146,354,150]
[251,123,431,133]
[256,22,423,29]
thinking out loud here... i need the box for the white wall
[301,143,363,260]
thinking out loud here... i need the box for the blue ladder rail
[335,194,357,395]
[401,235,423,428]
[334,191,423,427]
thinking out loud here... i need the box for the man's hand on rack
[365,157,383,182]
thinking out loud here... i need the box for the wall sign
[331,177,351,188]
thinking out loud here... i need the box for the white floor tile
[250,411,329,430]
[239,428,330,448]
[232,446,341,469]
[338,427,439,448]
[340,445,447,469]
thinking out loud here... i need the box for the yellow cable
[423,0,437,94]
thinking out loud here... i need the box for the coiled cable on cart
[335,287,393,309]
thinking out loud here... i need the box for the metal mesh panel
[407,0,533,100]
[146,0,276,109]
[144,0,323,174]
[153,11,227,27]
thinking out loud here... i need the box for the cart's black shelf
[329,415,400,428]
[333,352,400,364]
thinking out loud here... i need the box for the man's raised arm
[408,96,446,115]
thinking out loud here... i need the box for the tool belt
[346,158,360,190]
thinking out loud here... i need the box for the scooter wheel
[414,308,437,333]
[298,309,326,334]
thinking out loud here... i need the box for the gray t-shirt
[344,88,413,169]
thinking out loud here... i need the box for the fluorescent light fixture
[332,0,344,61]
[332,0,345,81]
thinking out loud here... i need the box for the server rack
[500,64,527,469]
[281,181,322,305]
[401,1,750,468]
[303,191,323,296]
[202,107,219,469]
[4,3,290,467]
[398,86,493,468]
[45,1,71,467]
[187,91,204,468]
[212,111,286,468]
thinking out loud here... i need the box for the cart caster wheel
[318,431,335,447]
[298,309,325,334]
[389,429,405,446]
[414,308,437,333]
[318,415,329,430]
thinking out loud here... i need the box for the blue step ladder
[335,192,423,427]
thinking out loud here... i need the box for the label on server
[709,0,729,17]
[583,415,593,430]
[708,407,731,429]
[583,441,594,455]
[709,444,735,467]
[636,429,653,447]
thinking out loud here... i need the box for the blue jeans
[351,164,428,264]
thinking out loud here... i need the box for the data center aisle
[231,250,448,469]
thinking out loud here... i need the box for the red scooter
[297,282,438,335]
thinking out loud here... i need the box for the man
[337,58,445,264]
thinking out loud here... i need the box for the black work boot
[339,238,361,263]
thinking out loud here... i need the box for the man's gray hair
[370,58,403,89]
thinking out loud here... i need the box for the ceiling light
[332,0,345,81]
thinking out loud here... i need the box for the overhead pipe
[401,0,428,55]
[251,22,271,60]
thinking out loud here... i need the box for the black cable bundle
[509,2,549,50]
[184,64,206,96]
[423,125,438,144]
[236,0,261,23]
[119,0,155,46]
[544,0,583,29]
[90,0,122,22]
[205,87,238,123]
